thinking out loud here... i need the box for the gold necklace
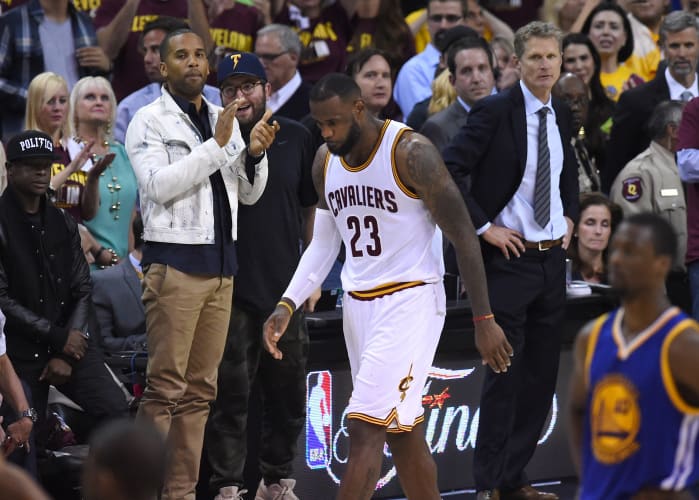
[75,136,120,220]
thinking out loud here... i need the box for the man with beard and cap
[204,51,317,500]
[569,213,699,499]
[125,29,278,500]
[263,73,507,500]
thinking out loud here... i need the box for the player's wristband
[473,313,495,324]
[277,301,294,316]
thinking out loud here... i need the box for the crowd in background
[0,0,699,497]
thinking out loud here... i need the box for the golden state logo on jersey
[591,374,641,464]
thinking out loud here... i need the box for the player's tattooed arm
[395,132,514,373]
[311,144,330,211]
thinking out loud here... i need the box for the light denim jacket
[125,87,268,244]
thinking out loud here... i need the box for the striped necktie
[534,107,551,228]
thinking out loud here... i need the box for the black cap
[434,25,479,53]
[5,130,57,163]
[217,52,267,86]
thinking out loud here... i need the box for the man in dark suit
[443,21,579,500]
[255,24,311,122]
[420,36,496,153]
[91,215,147,353]
[604,11,699,192]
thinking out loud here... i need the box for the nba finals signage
[297,357,574,498]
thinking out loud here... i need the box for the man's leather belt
[522,237,563,251]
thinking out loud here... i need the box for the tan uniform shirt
[611,141,687,270]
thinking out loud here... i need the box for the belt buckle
[538,240,550,251]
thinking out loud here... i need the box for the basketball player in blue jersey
[569,213,699,500]
[263,73,511,499]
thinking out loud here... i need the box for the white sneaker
[254,479,299,500]
[215,485,248,500]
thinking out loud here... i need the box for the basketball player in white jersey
[263,74,511,499]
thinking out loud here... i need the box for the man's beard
[327,120,361,156]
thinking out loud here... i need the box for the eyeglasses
[221,81,263,98]
[255,51,289,61]
[428,14,462,23]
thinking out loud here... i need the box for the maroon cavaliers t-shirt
[347,16,415,70]
[275,2,351,84]
[94,0,187,100]
[208,3,263,85]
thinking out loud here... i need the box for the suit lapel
[509,85,527,173]
[120,260,143,309]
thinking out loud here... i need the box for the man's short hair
[513,21,562,59]
[87,420,166,500]
[142,16,189,42]
[647,100,684,142]
[256,24,303,57]
[624,213,677,260]
[310,73,362,103]
[427,0,468,17]
[446,36,494,75]
[659,10,699,46]
[159,28,197,61]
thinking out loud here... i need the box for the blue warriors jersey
[581,307,699,499]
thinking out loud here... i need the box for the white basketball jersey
[324,120,442,294]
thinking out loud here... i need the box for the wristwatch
[18,408,38,424]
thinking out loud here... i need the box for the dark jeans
[474,246,566,492]
[205,303,309,493]
[10,337,129,444]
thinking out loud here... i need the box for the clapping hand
[249,109,280,157]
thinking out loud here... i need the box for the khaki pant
[137,264,232,500]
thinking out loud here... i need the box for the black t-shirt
[234,116,318,313]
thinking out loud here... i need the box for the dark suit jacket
[420,101,470,154]
[276,81,312,122]
[91,259,146,353]
[603,71,673,192]
[442,83,579,254]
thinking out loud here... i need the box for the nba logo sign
[306,370,332,469]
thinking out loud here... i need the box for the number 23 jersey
[324,119,442,293]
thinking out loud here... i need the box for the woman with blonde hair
[69,76,137,265]
[24,72,97,221]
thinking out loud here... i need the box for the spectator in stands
[82,420,165,500]
[273,0,354,83]
[348,0,415,70]
[205,51,316,500]
[94,0,212,100]
[70,77,138,264]
[115,17,221,144]
[24,72,99,224]
[0,0,110,141]
[605,11,699,192]
[207,0,263,83]
[491,35,519,90]
[567,192,619,284]
[464,0,514,43]
[255,24,311,121]
[421,36,495,153]
[553,73,602,192]
[403,24,478,130]
[580,2,640,102]
[611,100,690,310]
[125,29,275,500]
[0,130,128,455]
[394,0,467,117]
[562,33,615,177]
[572,0,661,81]
[346,48,400,119]
[678,90,699,320]
[0,308,36,471]
[91,213,147,353]
[683,0,699,16]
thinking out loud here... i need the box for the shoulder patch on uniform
[622,177,642,202]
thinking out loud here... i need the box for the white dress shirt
[489,81,567,241]
[267,72,302,113]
